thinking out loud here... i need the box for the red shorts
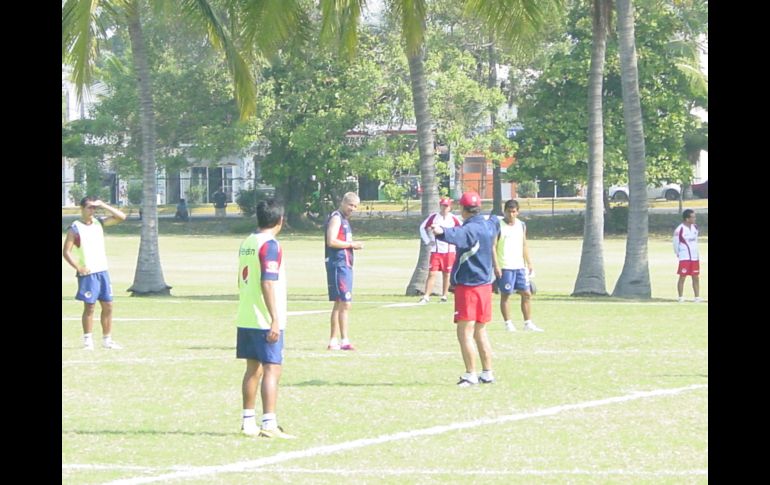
[429,252,456,273]
[677,260,700,276]
[453,284,493,323]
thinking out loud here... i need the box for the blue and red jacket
[438,214,500,287]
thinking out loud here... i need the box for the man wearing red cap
[432,191,501,386]
[418,196,462,303]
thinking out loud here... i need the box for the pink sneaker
[340,343,356,351]
[327,344,341,350]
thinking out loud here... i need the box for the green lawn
[62,235,707,484]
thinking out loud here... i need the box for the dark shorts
[76,271,113,304]
[236,328,284,364]
[496,268,531,294]
[326,263,353,302]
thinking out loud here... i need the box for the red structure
[459,152,518,200]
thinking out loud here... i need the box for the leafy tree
[63,0,300,295]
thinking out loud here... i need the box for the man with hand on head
[418,196,462,304]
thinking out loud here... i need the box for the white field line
[259,467,707,477]
[99,384,707,485]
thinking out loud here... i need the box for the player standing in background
[432,192,500,387]
[418,196,462,303]
[491,199,543,332]
[237,199,294,438]
[673,209,702,303]
[325,192,364,350]
[62,196,127,350]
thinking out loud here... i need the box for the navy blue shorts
[76,271,113,304]
[326,263,353,302]
[236,328,284,364]
[496,268,531,294]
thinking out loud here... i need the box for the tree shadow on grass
[289,379,435,387]
[62,429,233,437]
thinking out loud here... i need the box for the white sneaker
[440,295,448,302]
[83,340,94,350]
[523,322,544,332]
[242,421,259,436]
[456,376,478,387]
[504,322,516,332]
[102,340,123,349]
[693,297,702,303]
[678,297,685,303]
[418,297,429,304]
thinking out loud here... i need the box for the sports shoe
[479,374,495,384]
[523,322,544,332]
[418,297,429,304]
[440,295,448,302]
[678,297,685,303]
[102,340,123,349]
[456,377,478,387]
[83,340,94,350]
[241,421,259,436]
[340,343,356,351]
[327,344,341,350]
[504,321,516,332]
[258,426,296,439]
[693,297,702,303]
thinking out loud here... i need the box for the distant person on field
[491,199,543,332]
[324,192,364,351]
[236,199,295,439]
[175,198,189,221]
[673,209,702,303]
[62,196,127,350]
[432,191,500,387]
[213,187,227,217]
[418,196,462,304]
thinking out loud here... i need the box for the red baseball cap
[459,191,481,207]
[439,197,452,206]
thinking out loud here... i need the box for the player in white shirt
[673,209,702,302]
[418,197,462,303]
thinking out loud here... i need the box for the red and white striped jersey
[420,212,462,253]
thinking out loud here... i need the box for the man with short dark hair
[673,209,701,303]
[213,188,227,217]
[236,198,295,438]
[62,196,127,350]
[432,191,500,386]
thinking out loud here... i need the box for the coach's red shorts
[453,284,493,323]
[429,252,456,273]
[677,260,700,276]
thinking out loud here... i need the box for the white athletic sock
[340,338,350,346]
[480,370,494,380]
[523,320,532,325]
[462,372,478,383]
[261,413,277,430]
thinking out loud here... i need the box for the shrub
[127,182,143,205]
[516,180,539,198]
[186,185,207,204]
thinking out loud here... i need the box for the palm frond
[62,0,102,104]
[320,0,366,58]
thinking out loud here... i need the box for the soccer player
[237,199,294,438]
[491,199,543,332]
[62,196,127,350]
[432,191,501,386]
[673,209,702,303]
[418,196,462,303]
[324,192,364,350]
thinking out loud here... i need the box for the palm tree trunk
[488,38,503,216]
[612,0,650,298]
[126,3,171,296]
[405,48,439,295]
[573,0,610,297]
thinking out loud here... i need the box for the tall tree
[612,0,649,298]
[573,0,613,297]
[62,0,300,295]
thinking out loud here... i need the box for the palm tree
[63,0,299,295]
[572,0,612,297]
[611,0,650,298]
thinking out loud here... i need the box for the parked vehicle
[691,180,708,199]
[609,183,681,202]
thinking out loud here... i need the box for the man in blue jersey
[237,199,295,438]
[324,192,364,350]
[62,196,127,350]
[432,191,500,386]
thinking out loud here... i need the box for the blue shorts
[326,263,353,302]
[76,271,113,304]
[236,328,284,364]
[496,269,531,295]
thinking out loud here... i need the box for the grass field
[62,234,708,484]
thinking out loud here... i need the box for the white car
[609,183,681,202]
